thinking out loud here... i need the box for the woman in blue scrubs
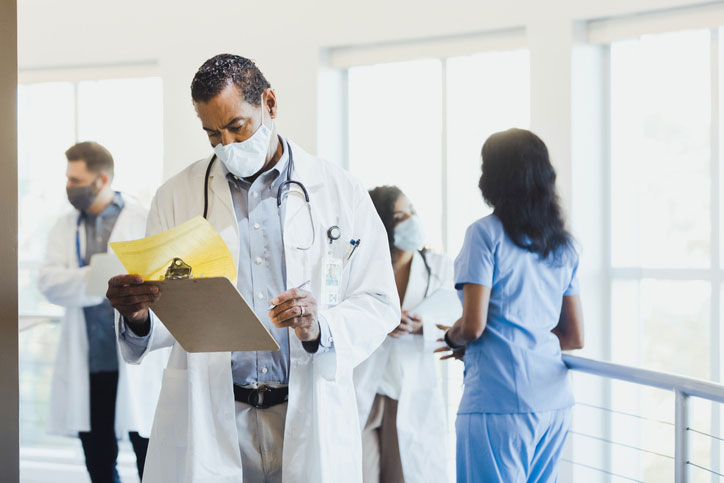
[437,128,584,483]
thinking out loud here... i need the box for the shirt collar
[83,191,124,219]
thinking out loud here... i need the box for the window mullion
[709,26,721,483]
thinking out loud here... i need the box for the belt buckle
[248,384,271,409]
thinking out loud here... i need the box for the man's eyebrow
[223,117,244,129]
[203,117,244,133]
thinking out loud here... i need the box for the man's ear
[264,88,277,119]
[98,172,111,190]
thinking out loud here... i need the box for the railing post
[675,389,690,483]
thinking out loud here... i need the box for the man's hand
[106,274,160,333]
[389,311,422,338]
[269,288,320,342]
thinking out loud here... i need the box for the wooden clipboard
[146,277,280,353]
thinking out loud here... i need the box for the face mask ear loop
[260,92,273,163]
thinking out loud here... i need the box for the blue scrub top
[454,214,579,414]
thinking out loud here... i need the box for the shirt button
[255,257,263,265]
[257,292,264,300]
[252,191,259,198]
[254,223,260,230]
[261,367,268,374]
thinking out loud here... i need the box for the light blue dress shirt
[119,137,333,386]
[453,214,579,414]
[82,192,124,373]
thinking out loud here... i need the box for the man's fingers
[269,298,298,318]
[440,354,455,360]
[273,317,307,329]
[270,288,309,306]
[113,294,160,306]
[108,274,144,287]
[433,346,451,354]
[108,284,159,298]
[271,305,307,324]
[436,323,450,331]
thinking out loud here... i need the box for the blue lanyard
[75,214,86,268]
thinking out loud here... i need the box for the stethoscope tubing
[203,145,315,250]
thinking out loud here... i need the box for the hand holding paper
[107,216,277,352]
[109,216,236,282]
[107,216,236,325]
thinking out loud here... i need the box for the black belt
[233,384,288,409]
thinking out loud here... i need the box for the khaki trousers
[362,394,404,483]
[235,400,288,483]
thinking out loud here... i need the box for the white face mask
[213,95,273,178]
[393,215,425,252]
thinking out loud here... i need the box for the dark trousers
[78,371,149,483]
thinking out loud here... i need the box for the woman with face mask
[437,128,584,483]
[354,186,461,483]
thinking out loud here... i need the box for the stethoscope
[202,145,316,250]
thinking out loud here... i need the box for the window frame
[602,25,723,480]
[17,65,163,475]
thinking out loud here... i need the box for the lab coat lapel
[281,142,325,369]
[401,251,427,312]
[205,156,240,269]
[282,141,324,290]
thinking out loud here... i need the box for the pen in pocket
[345,239,361,261]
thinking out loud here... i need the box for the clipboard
[146,277,280,353]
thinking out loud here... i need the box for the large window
[346,47,530,479]
[604,28,721,481]
[18,75,163,465]
[347,49,530,255]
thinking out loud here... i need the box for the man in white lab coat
[38,142,167,482]
[106,54,400,483]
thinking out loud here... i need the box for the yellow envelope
[110,216,236,282]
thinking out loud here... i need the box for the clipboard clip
[164,257,193,280]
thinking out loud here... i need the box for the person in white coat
[354,186,461,483]
[106,54,400,483]
[38,142,168,482]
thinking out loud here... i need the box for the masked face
[208,92,273,178]
[66,178,101,212]
[393,215,425,252]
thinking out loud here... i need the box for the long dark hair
[369,185,432,296]
[479,128,572,259]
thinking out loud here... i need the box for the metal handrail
[563,355,724,404]
[562,355,724,483]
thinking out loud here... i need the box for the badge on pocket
[322,255,343,306]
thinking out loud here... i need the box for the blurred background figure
[437,129,584,483]
[355,185,461,483]
[37,142,167,482]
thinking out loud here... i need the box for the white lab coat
[118,140,400,483]
[354,250,462,483]
[38,196,168,438]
